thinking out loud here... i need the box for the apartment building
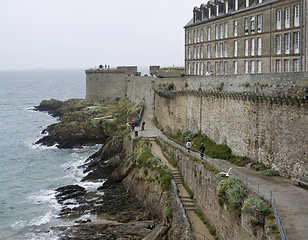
[184,0,307,76]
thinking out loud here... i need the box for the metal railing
[158,133,288,240]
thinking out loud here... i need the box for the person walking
[186,140,192,153]
[141,121,145,130]
[200,143,205,160]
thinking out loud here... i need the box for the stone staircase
[172,169,195,212]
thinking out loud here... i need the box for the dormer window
[216,5,219,16]
[246,0,249,8]
[225,1,229,13]
[235,0,238,10]
[209,7,211,18]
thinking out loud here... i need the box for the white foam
[28,142,58,150]
[27,190,60,208]
[29,210,54,226]
[79,180,106,192]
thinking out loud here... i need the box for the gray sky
[0,0,205,70]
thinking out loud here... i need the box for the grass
[168,131,248,166]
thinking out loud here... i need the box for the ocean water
[0,70,102,239]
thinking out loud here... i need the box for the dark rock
[55,185,86,203]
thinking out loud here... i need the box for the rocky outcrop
[34,98,117,148]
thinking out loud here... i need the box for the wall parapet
[155,89,308,106]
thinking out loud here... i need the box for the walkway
[134,100,308,240]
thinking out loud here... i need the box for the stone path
[133,100,308,240]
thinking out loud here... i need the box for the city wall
[154,73,308,179]
[85,68,308,179]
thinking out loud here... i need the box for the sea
[0,69,123,239]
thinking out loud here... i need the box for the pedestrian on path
[141,121,145,130]
[200,143,205,160]
[137,117,140,127]
[186,140,192,153]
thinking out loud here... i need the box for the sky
[0,0,206,70]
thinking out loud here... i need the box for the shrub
[261,169,280,176]
[242,195,270,225]
[216,177,247,210]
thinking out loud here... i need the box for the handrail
[158,133,288,240]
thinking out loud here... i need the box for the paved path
[133,99,308,240]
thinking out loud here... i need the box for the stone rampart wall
[126,76,155,104]
[85,69,127,102]
[155,89,308,178]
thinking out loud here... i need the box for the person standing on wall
[186,140,192,153]
[200,143,205,160]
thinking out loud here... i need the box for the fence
[158,133,288,240]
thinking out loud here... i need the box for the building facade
[184,0,308,76]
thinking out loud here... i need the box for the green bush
[242,195,270,225]
[261,169,280,176]
[216,177,247,210]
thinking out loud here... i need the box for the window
[257,60,262,73]
[197,62,200,75]
[251,60,255,74]
[225,2,229,13]
[220,61,223,75]
[246,0,249,8]
[234,61,238,74]
[215,61,218,75]
[293,59,299,71]
[225,22,228,38]
[294,5,300,27]
[276,34,281,54]
[188,63,191,75]
[257,37,262,55]
[251,17,255,34]
[224,61,228,74]
[193,62,196,75]
[197,46,200,59]
[234,20,238,37]
[277,10,282,30]
[207,44,211,58]
[285,33,290,54]
[245,39,249,56]
[234,40,238,57]
[276,59,281,72]
[220,43,223,58]
[294,32,299,54]
[207,62,211,72]
[200,62,204,75]
[201,45,204,58]
[207,26,211,41]
[188,32,191,44]
[188,47,191,59]
[244,18,249,35]
[200,29,204,42]
[258,0,263,3]
[215,43,218,58]
[194,46,196,59]
[245,60,249,74]
[197,30,200,43]
[257,15,262,33]
[284,59,290,72]
[216,5,219,16]
[285,7,290,28]
[235,0,238,11]
[194,30,196,43]
[251,38,255,56]
[209,7,211,18]
[215,25,219,40]
[224,42,228,57]
[220,24,223,39]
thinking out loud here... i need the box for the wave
[29,210,54,226]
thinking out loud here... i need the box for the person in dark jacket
[200,143,205,160]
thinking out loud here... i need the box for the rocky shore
[34,99,168,239]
